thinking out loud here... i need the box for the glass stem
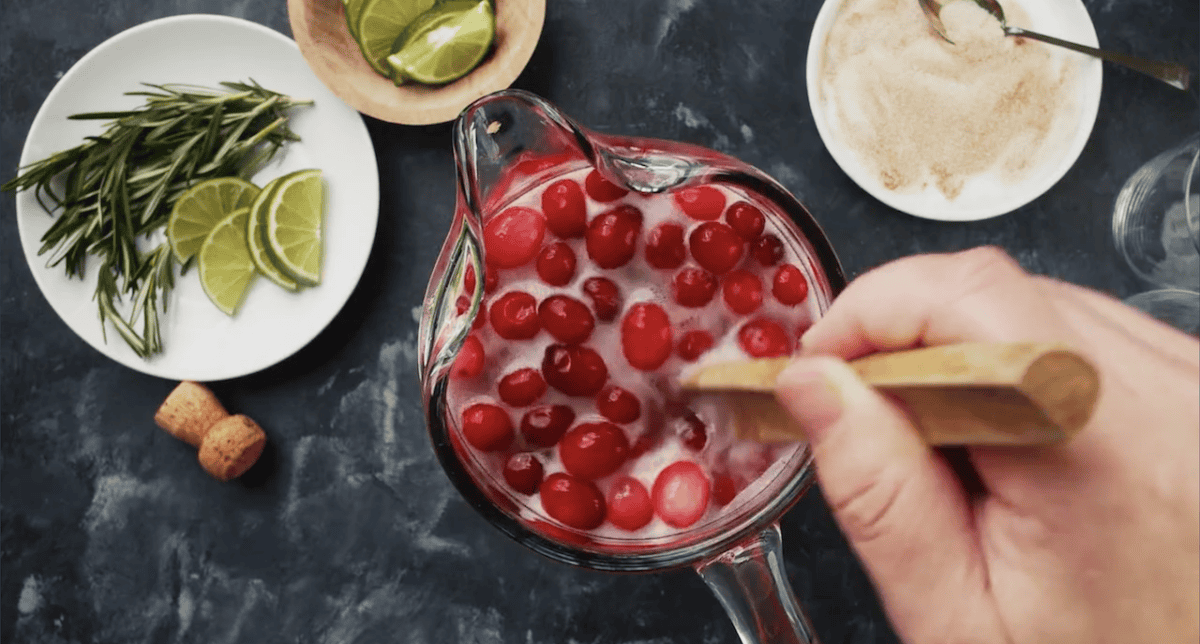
[695,523,819,644]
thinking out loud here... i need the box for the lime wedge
[198,207,258,316]
[246,177,301,292]
[387,0,494,85]
[355,0,437,75]
[343,0,368,40]
[264,169,325,287]
[168,177,260,262]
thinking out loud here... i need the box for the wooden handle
[680,342,1100,446]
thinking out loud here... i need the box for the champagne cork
[155,381,267,481]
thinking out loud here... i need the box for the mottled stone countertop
[3,0,1197,642]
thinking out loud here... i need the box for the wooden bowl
[287,0,546,125]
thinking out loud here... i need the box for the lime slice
[198,207,258,316]
[355,0,437,75]
[264,169,325,287]
[168,177,260,262]
[386,0,494,85]
[343,0,367,40]
[246,177,301,292]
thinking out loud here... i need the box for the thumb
[776,357,992,638]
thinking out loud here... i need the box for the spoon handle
[681,342,1101,446]
[1007,26,1190,91]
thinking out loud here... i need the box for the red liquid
[447,165,823,546]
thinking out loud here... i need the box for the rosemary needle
[3,80,312,358]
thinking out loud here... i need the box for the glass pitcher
[419,89,847,644]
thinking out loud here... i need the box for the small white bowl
[806,0,1103,221]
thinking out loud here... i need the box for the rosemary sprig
[3,80,312,358]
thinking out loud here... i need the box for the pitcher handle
[695,522,820,644]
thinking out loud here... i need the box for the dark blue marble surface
[2,0,1197,642]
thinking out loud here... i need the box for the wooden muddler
[680,342,1101,446]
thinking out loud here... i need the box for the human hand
[775,247,1199,644]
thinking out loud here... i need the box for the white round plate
[16,14,379,381]
[806,0,1103,221]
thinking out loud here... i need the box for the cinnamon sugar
[817,0,1075,200]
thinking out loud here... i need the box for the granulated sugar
[818,0,1075,200]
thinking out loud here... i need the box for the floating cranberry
[460,403,513,452]
[772,264,809,305]
[455,295,471,315]
[596,386,642,423]
[542,179,587,238]
[751,234,784,267]
[606,477,653,531]
[503,453,544,495]
[536,242,577,286]
[586,205,643,269]
[653,461,710,528]
[673,186,726,221]
[675,412,708,451]
[489,291,540,340]
[584,169,629,202]
[484,206,546,269]
[676,330,714,362]
[737,318,793,358]
[451,335,485,379]
[689,222,745,275]
[498,368,547,407]
[542,344,608,396]
[512,151,584,179]
[583,276,622,322]
[621,303,673,371]
[725,202,765,240]
[464,264,478,294]
[538,295,595,344]
[712,474,738,507]
[722,269,764,314]
[645,223,687,269]
[672,268,718,308]
[484,265,498,293]
[560,421,630,480]
[520,405,575,447]
[540,473,606,530]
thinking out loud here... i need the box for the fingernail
[776,364,844,439]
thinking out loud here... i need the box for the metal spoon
[918,0,1190,91]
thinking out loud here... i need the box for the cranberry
[540,473,606,530]
[676,330,714,362]
[541,179,587,238]
[673,186,726,221]
[498,368,547,407]
[560,421,630,480]
[584,169,629,202]
[725,202,765,240]
[455,295,471,315]
[489,291,540,340]
[772,264,809,305]
[672,268,718,308]
[596,386,642,423]
[621,303,674,371]
[722,269,764,314]
[645,223,687,269]
[751,234,784,267]
[689,222,745,275]
[520,405,575,447]
[484,206,546,269]
[484,265,498,293]
[653,461,710,528]
[606,477,653,531]
[451,335,485,379]
[586,205,643,269]
[712,474,738,507]
[538,295,595,344]
[536,242,577,286]
[460,403,513,452]
[542,344,608,396]
[582,276,622,322]
[675,412,708,451]
[503,453,544,495]
[737,318,793,358]
[512,151,584,179]
[464,264,478,294]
